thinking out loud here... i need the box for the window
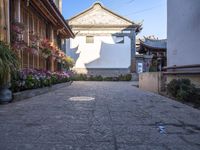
[86,36,94,43]
[115,36,124,44]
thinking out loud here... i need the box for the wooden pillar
[50,26,54,72]
[27,7,30,69]
[37,18,39,69]
[16,0,21,21]
[16,0,22,69]
[6,0,10,43]
[0,0,10,42]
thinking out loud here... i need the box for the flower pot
[0,87,12,104]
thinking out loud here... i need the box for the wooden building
[0,0,74,72]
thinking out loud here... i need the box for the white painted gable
[69,3,133,26]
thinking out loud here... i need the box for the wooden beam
[30,1,58,26]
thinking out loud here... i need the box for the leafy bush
[103,77,114,81]
[72,74,132,81]
[63,56,75,69]
[72,74,88,81]
[167,79,200,103]
[89,75,103,81]
[118,74,132,81]
[0,41,19,87]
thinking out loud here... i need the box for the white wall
[167,0,200,66]
[66,35,131,69]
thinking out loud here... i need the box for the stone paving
[0,81,200,150]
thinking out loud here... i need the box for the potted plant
[40,39,52,58]
[0,41,19,103]
[41,48,52,58]
[63,56,75,70]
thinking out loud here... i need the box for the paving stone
[0,81,200,150]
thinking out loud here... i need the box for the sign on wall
[137,63,143,73]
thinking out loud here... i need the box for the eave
[138,39,167,53]
[30,0,74,38]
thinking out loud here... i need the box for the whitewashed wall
[167,0,200,66]
[66,35,131,69]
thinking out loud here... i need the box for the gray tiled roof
[140,38,167,49]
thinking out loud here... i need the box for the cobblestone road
[0,81,200,150]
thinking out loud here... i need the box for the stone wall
[167,0,200,67]
[139,72,163,93]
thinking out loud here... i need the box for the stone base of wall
[72,68,131,77]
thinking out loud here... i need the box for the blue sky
[62,0,167,39]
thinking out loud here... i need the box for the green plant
[125,74,132,81]
[50,75,58,84]
[63,56,75,69]
[103,77,113,81]
[73,74,88,81]
[72,74,132,81]
[0,41,19,87]
[149,66,157,72]
[167,79,199,102]
[117,74,132,81]
[41,48,52,56]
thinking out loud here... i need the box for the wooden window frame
[86,36,94,43]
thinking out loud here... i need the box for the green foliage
[0,41,19,87]
[50,75,57,85]
[119,74,132,81]
[41,48,52,56]
[103,77,114,81]
[149,66,157,72]
[72,74,132,81]
[72,74,87,81]
[89,75,103,81]
[63,56,75,69]
[167,79,200,103]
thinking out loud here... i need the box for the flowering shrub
[11,68,72,92]
[40,39,52,58]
